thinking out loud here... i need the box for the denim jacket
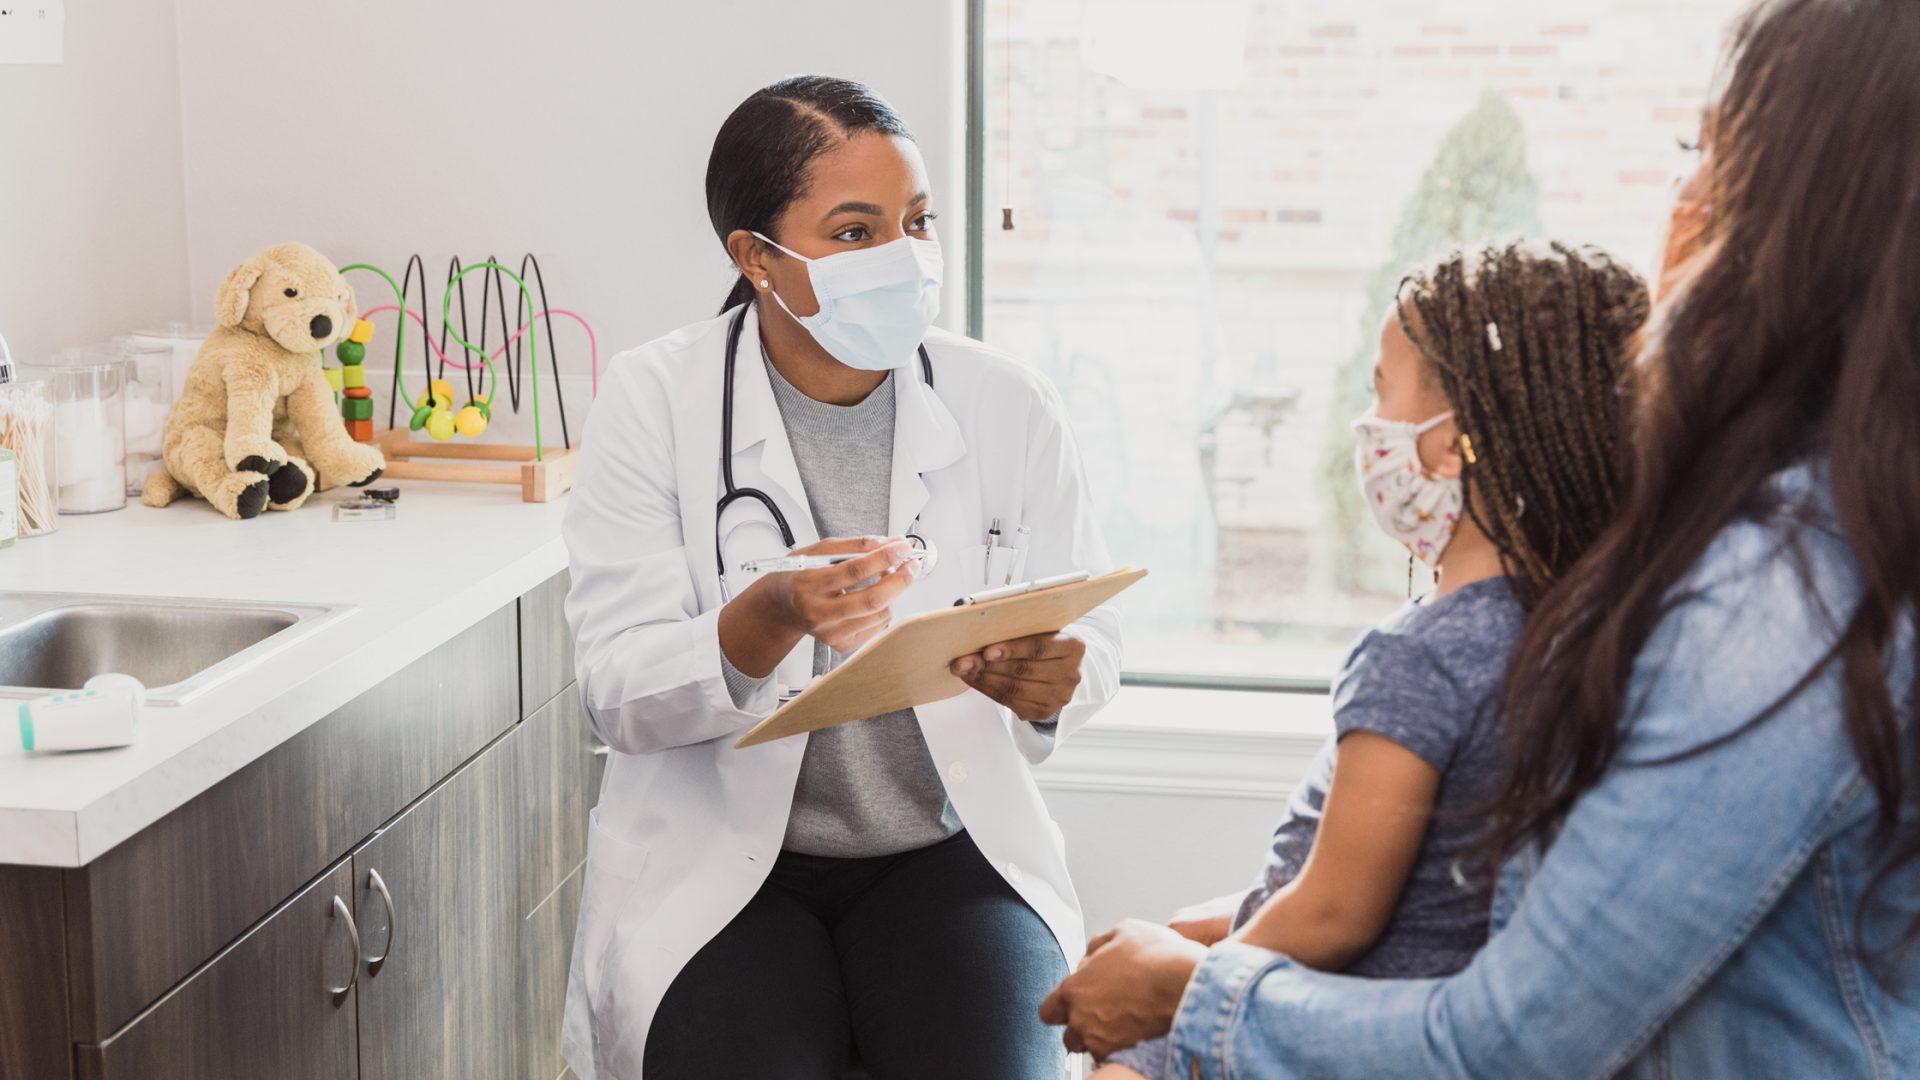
[1167,467,1918,1079]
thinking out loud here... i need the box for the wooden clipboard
[734,566,1146,749]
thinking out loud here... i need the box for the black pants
[645,830,1069,1079]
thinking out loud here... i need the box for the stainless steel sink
[0,593,354,706]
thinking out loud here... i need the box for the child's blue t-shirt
[1108,576,1526,1078]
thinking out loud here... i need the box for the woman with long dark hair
[1043,1,1920,1074]
[562,76,1121,1078]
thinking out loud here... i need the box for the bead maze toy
[332,255,598,503]
[328,318,378,442]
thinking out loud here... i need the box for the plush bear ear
[215,257,265,327]
[337,273,359,327]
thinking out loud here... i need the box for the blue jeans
[646,830,1069,1079]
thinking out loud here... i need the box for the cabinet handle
[326,895,360,997]
[363,868,398,969]
[592,744,610,757]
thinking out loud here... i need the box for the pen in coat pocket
[1006,525,1031,584]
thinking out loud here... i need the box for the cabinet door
[75,860,360,1080]
[514,686,594,1079]
[353,731,519,1080]
[518,570,574,720]
[64,603,519,1041]
[521,865,584,1080]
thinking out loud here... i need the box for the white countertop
[0,484,569,867]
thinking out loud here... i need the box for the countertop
[0,484,569,867]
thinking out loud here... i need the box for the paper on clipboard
[733,566,1146,749]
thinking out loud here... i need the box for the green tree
[1316,91,1542,594]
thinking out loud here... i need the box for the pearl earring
[759,279,770,289]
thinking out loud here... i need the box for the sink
[0,593,354,706]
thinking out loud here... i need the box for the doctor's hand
[949,632,1086,722]
[1039,919,1206,1059]
[722,537,919,677]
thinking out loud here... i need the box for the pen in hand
[741,547,939,576]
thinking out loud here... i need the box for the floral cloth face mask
[1352,408,1463,568]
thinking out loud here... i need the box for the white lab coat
[559,305,1123,1080]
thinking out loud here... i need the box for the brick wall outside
[980,0,1743,677]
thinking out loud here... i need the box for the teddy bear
[143,243,386,519]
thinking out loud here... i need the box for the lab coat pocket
[576,808,650,1007]
[941,544,995,603]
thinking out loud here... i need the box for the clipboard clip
[954,570,1092,607]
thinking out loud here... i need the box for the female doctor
[560,76,1123,1080]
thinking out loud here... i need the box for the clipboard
[734,566,1147,749]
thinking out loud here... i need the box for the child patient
[1088,241,1650,1077]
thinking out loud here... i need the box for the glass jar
[0,375,59,537]
[114,336,174,497]
[26,350,129,514]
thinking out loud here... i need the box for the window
[973,0,1743,685]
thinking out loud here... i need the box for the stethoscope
[716,304,936,599]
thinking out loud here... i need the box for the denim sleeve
[1169,516,1888,1079]
[1106,1036,1171,1078]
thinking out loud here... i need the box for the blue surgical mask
[751,232,943,372]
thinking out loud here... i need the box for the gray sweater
[720,358,962,858]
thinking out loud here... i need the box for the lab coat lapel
[887,354,966,540]
[726,306,818,546]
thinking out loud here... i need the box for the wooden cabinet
[0,571,588,1080]
[516,687,595,918]
[74,859,361,1080]
[513,685,596,1080]
[62,604,520,1041]
[353,730,520,1080]
[518,570,575,719]
[0,868,71,1080]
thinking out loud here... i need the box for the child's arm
[1167,890,1245,945]
[1230,731,1440,971]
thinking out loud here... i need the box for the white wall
[0,0,192,363]
[1036,688,1330,935]
[1046,786,1285,934]
[170,0,970,383]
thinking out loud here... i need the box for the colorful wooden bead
[454,404,488,437]
[341,365,366,389]
[342,396,375,421]
[323,367,344,394]
[348,319,376,344]
[344,417,374,442]
[425,409,457,441]
[336,340,366,365]
[343,387,372,400]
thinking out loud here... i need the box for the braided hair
[1396,241,1650,610]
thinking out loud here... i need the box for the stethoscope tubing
[715,305,935,592]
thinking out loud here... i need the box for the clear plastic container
[114,336,174,496]
[26,350,128,514]
[0,448,16,548]
[125,323,208,410]
[0,375,59,536]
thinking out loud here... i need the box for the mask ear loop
[1406,424,1473,599]
[749,232,816,327]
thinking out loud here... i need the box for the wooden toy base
[372,429,581,503]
